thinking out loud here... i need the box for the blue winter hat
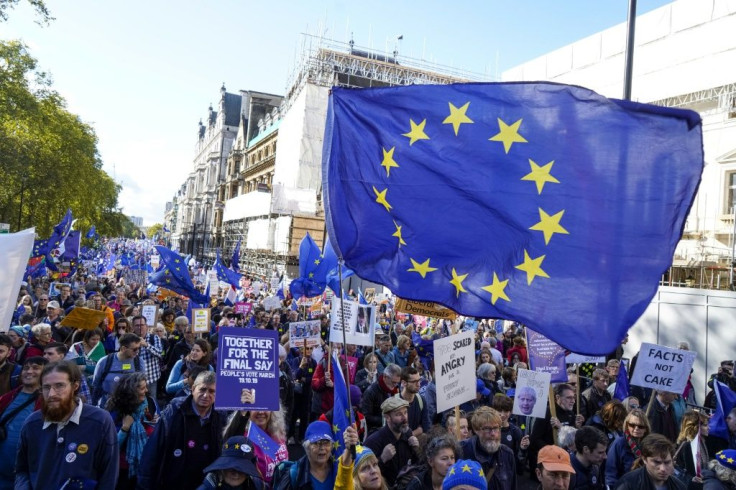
[304,421,332,443]
[353,445,375,467]
[442,459,487,490]
[716,450,736,471]
[9,326,26,339]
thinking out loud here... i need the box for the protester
[614,433,686,489]
[396,366,430,436]
[224,408,288,485]
[355,353,379,393]
[505,336,528,364]
[702,450,736,489]
[392,335,411,368]
[7,326,29,364]
[605,408,652,487]
[361,363,402,434]
[570,426,608,489]
[25,322,52,358]
[106,372,159,489]
[442,459,489,490]
[130,315,164,400]
[66,327,105,385]
[15,360,119,488]
[622,396,640,413]
[460,405,517,489]
[138,371,224,490]
[648,390,680,443]
[0,335,20,397]
[105,317,132,353]
[406,434,460,490]
[535,445,576,490]
[352,444,389,490]
[197,436,267,490]
[363,396,419,483]
[445,411,470,441]
[492,393,529,470]
[587,400,627,449]
[91,332,142,407]
[0,356,47,490]
[581,368,612,421]
[167,338,214,396]
[287,342,316,444]
[675,410,710,489]
[374,335,396,374]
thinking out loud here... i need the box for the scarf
[378,374,399,395]
[625,432,641,459]
[126,399,149,478]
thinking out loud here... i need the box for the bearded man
[15,360,118,488]
[461,406,517,490]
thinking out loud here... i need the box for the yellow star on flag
[515,250,550,285]
[314,258,321,265]
[730,458,735,464]
[462,463,472,473]
[402,119,430,145]
[392,220,407,247]
[333,440,340,450]
[481,273,510,305]
[522,159,559,194]
[489,118,527,154]
[530,208,569,245]
[332,424,339,433]
[443,102,473,136]
[407,258,437,279]
[308,272,314,278]
[479,469,485,477]
[380,147,400,177]
[234,443,240,449]
[450,268,468,297]
[372,186,392,212]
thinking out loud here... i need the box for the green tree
[148,223,163,238]
[0,40,123,236]
[0,0,53,24]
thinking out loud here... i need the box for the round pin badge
[66,452,77,463]
[174,449,182,457]
[506,434,512,441]
[57,437,64,444]
[113,376,120,382]
[203,444,209,451]
[77,444,88,455]
[67,443,77,452]
[187,440,196,448]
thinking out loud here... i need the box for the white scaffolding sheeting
[273,84,329,196]
[245,219,270,250]
[245,216,292,254]
[271,184,317,215]
[222,192,271,222]
[273,216,292,254]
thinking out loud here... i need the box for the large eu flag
[323,83,703,354]
[149,246,208,305]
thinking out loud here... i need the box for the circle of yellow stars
[371,99,571,307]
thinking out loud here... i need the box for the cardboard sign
[215,327,279,411]
[363,288,376,303]
[395,297,457,320]
[289,320,321,347]
[60,307,107,331]
[513,369,551,419]
[141,305,158,327]
[329,299,374,347]
[192,308,210,333]
[263,296,281,311]
[527,329,567,383]
[234,302,253,316]
[630,343,696,393]
[150,255,160,270]
[434,331,476,413]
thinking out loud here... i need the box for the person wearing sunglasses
[605,408,651,487]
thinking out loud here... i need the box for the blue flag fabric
[163,225,170,233]
[85,225,97,239]
[214,249,242,289]
[613,362,630,401]
[709,380,736,441]
[248,421,280,460]
[289,233,331,299]
[323,83,703,354]
[231,239,241,273]
[358,289,368,305]
[149,246,209,305]
[61,231,81,261]
[331,352,354,464]
[323,238,354,294]
[411,331,434,371]
[31,239,48,258]
[45,209,73,271]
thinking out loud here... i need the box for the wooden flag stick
[549,385,558,444]
[576,365,581,416]
[645,390,657,417]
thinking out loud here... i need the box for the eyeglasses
[312,440,332,448]
[40,298,48,301]
[628,423,647,430]
[126,346,141,353]
[629,404,640,409]
[479,426,501,434]
[42,382,70,394]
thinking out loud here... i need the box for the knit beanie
[442,459,487,490]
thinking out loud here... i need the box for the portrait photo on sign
[356,306,374,335]
[513,369,551,419]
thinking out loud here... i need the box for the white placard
[434,331,476,413]
[513,369,551,419]
[565,353,606,364]
[263,296,282,311]
[289,320,321,347]
[150,255,159,270]
[271,278,280,290]
[192,308,210,333]
[141,305,158,327]
[329,299,374,347]
[252,281,262,295]
[630,343,696,393]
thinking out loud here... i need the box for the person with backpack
[91,333,143,407]
[396,366,430,437]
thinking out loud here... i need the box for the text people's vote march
[216,327,279,411]
[434,331,476,413]
[630,343,696,393]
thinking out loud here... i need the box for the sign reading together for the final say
[630,342,696,393]
[216,327,279,411]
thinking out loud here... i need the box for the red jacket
[311,357,334,413]
[0,385,42,415]
[506,346,528,364]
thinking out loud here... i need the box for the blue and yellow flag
[214,248,242,288]
[323,83,703,354]
[331,352,354,464]
[289,233,333,299]
[149,246,208,304]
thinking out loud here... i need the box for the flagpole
[338,259,356,457]
[623,0,637,100]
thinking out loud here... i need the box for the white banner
[434,331,476,413]
[565,353,606,364]
[513,369,551,419]
[329,299,374,346]
[263,296,281,311]
[289,320,321,348]
[630,343,696,393]
[141,305,158,327]
[0,228,35,333]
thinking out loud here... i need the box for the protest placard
[270,277,279,290]
[234,302,253,316]
[565,353,606,364]
[630,343,696,393]
[394,297,457,320]
[527,329,568,383]
[513,369,551,419]
[364,288,376,303]
[49,282,62,297]
[192,308,210,333]
[263,296,281,311]
[60,307,107,331]
[216,327,279,411]
[434,331,476,413]
[329,299,374,346]
[252,281,262,295]
[150,255,159,270]
[141,304,158,327]
[289,320,321,348]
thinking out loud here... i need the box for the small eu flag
[149,246,208,305]
[247,420,280,460]
[323,83,703,354]
[331,352,354,463]
[214,248,242,288]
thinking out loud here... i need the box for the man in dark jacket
[461,406,517,490]
[364,397,420,484]
[138,371,224,490]
[647,391,678,443]
[615,433,686,489]
[360,363,401,434]
[571,426,607,490]
[581,369,612,422]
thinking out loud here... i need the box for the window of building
[726,171,736,214]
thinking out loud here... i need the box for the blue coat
[605,435,636,487]
[461,435,517,490]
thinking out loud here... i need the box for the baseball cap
[304,421,332,443]
[202,436,260,480]
[537,445,576,473]
[47,301,60,310]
